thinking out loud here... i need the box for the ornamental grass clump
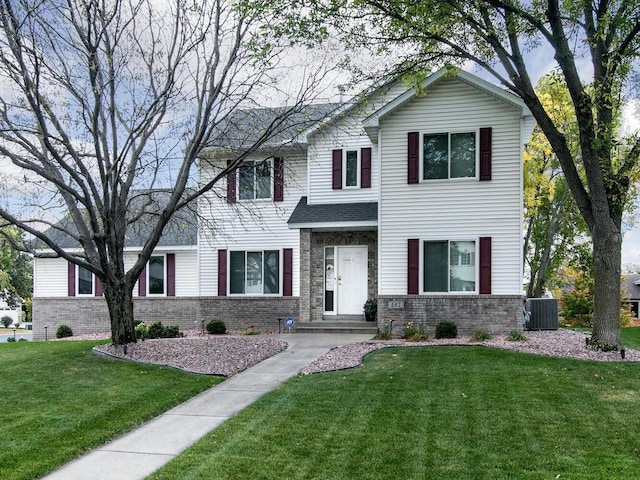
[374,322,392,340]
[241,325,260,335]
[507,330,528,342]
[401,321,430,342]
[435,321,457,339]
[470,330,492,342]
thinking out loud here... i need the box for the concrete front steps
[296,316,378,335]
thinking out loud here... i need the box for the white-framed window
[344,149,359,187]
[229,250,280,295]
[77,266,94,295]
[423,131,477,180]
[147,254,166,295]
[423,240,476,293]
[239,160,272,200]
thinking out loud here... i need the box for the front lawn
[152,346,640,480]
[621,326,640,350]
[0,340,220,480]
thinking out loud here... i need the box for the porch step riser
[296,322,378,335]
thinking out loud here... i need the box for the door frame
[324,245,368,315]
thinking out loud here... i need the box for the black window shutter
[67,262,76,297]
[273,157,284,202]
[479,237,492,294]
[408,239,419,294]
[479,128,492,181]
[283,248,293,296]
[407,132,419,184]
[332,149,342,190]
[361,147,372,188]
[226,160,236,203]
[167,253,175,297]
[218,250,227,296]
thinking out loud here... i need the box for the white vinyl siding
[378,78,524,295]
[198,153,305,296]
[33,257,68,297]
[307,111,379,204]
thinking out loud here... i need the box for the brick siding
[377,295,524,336]
[32,297,299,340]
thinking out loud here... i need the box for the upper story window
[229,250,280,295]
[77,266,94,295]
[345,150,359,187]
[332,147,372,190]
[148,255,165,295]
[239,160,271,200]
[424,240,476,293]
[424,132,476,180]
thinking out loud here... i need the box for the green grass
[621,327,640,350]
[152,346,640,480]
[0,340,221,480]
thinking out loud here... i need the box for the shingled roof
[623,274,640,301]
[208,103,341,150]
[288,197,378,228]
[34,190,197,250]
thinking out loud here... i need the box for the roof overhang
[287,197,378,231]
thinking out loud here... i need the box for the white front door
[336,246,368,315]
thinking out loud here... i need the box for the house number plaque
[388,300,405,309]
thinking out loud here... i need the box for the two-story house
[31,69,533,338]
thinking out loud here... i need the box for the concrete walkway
[42,333,373,480]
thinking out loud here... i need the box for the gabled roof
[287,197,377,230]
[623,274,640,300]
[362,69,532,138]
[34,190,197,250]
[207,103,341,152]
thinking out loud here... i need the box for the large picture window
[230,250,280,294]
[148,255,165,295]
[424,132,476,180]
[239,160,271,200]
[424,240,476,293]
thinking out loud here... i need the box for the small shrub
[6,336,16,342]
[18,338,27,342]
[1,316,11,328]
[145,322,181,339]
[471,330,492,342]
[147,321,165,339]
[56,325,73,339]
[162,325,181,338]
[435,321,457,339]
[363,298,377,321]
[241,325,260,335]
[507,330,527,342]
[135,322,149,340]
[401,321,429,342]
[206,320,227,335]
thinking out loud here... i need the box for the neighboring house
[623,274,640,318]
[31,69,534,338]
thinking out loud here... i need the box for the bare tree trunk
[589,222,622,351]
[103,280,136,345]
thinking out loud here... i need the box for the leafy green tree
[269,0,640,350]
[0,226,32,308]
[524,74,587,298]
[0,0,331,345]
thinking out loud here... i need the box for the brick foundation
[32,297,299,340]
[376,295,524,336]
